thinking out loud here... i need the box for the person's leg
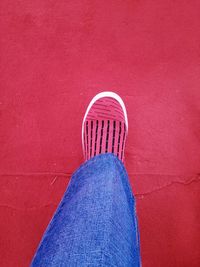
[31,92,141,266]
[31,153,141,266]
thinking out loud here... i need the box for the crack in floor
[0,175,199,210]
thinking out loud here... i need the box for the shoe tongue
[83,119,127,162]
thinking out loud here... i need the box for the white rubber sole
[81,91,128,153]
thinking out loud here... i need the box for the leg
[31,153,141,266]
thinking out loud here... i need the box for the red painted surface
[0,1,199,266]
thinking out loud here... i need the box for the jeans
[31,153,141,266]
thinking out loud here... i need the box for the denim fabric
[31,153,141,267]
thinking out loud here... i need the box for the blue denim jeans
[31,153,141,266]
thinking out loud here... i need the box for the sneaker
[82,91,128,162]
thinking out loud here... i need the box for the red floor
[0,1,200,266]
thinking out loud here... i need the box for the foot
[82,92,128,162]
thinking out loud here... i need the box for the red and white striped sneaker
[82,92,128,162]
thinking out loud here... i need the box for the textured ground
[0,0,200,266]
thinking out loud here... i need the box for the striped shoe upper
[83,96,128,162]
